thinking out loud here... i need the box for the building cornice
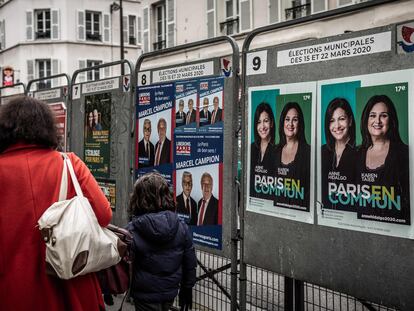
[0,40,141,54]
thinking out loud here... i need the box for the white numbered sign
[246,50,268,76]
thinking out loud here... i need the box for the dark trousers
[134,300,174,311]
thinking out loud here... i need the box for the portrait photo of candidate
[175,171,197,225]
[249,102,277,199]
[321,98,357,203]
[210,96,223,124]
[92,108,102,131]
[85,111,94,139]
[197,172,219,226]
[356,94,409,221]
[275,101,310,209]
[154,117,171,166]
[185,98,197,125]
[199,97,212,127]
[175,99,187,127]
[138,118,155,168]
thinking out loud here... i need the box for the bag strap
[61,153,84,198]
[58,155,68,201]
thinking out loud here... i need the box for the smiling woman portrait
[249,102,277,199]
[355,94,410,224]
[321,98,357,210]
[274,102,310,210]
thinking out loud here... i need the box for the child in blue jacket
[127,172,197,311]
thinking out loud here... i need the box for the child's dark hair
[128,172,176,217]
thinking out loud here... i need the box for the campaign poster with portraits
[136,83,174,184]
[174,80,198,132]
[198,77,224,132]
[318,69,414,239]
[174,133,223,249]
[84,93,111,178]
[247,82,316,224]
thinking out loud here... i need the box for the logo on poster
[176,141,191,155]
[221,57,232,77]
[397,25,414,53]
[139,92,151,104]
[200,82,208,90]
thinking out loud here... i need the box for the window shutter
[143,6,149,52]
[26,10,34,41]
[103,13,110,43]
[51,59,60,86]
[27,59,35,82]
[51,9,60,40]
[78,59,86,82]
[239,0,252,32]
[269,0,279,23]
[166,0,175,48]
[104,66,110,78]
[123,16,128,44]
[137,16,142,45]
[0,20,5,50]
[206,0,216,39]
[312,0,326,13]
[77,10,85,41]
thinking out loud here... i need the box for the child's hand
[179,287,193,310]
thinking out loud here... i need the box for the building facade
[0,0,412,87]
[0,0,142,88]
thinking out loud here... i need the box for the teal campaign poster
[317,69,414,239]
[247,82,316,224]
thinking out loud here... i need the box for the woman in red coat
[0,96,112,310]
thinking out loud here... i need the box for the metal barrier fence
[184,250,398,311]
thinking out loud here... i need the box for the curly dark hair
[360,94,403,149]
[278,102,307,147]
[128,172,176,217]
[0,96,59,153]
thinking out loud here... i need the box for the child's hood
[131,210,180,243]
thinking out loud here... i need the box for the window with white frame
[27,9,59,40]
[128,15,137,45]
[284,0,310,20]
[221,0,239,35]
[86,60,102,81]
[35,9,51,39]
[86,11,101,41]
[154,2,166,50]
[37,59,51,89]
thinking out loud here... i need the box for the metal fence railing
[183,250,399,311]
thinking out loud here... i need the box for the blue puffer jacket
[126,210,197,303]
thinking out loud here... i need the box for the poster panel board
[70,75,132,226]
[247,82,316,224]
[317,69,414,239]
[33,87,69,151]
[136,76,225,250]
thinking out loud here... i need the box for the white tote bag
[38,153,121,280]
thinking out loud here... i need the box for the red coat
[0,144,112,311]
